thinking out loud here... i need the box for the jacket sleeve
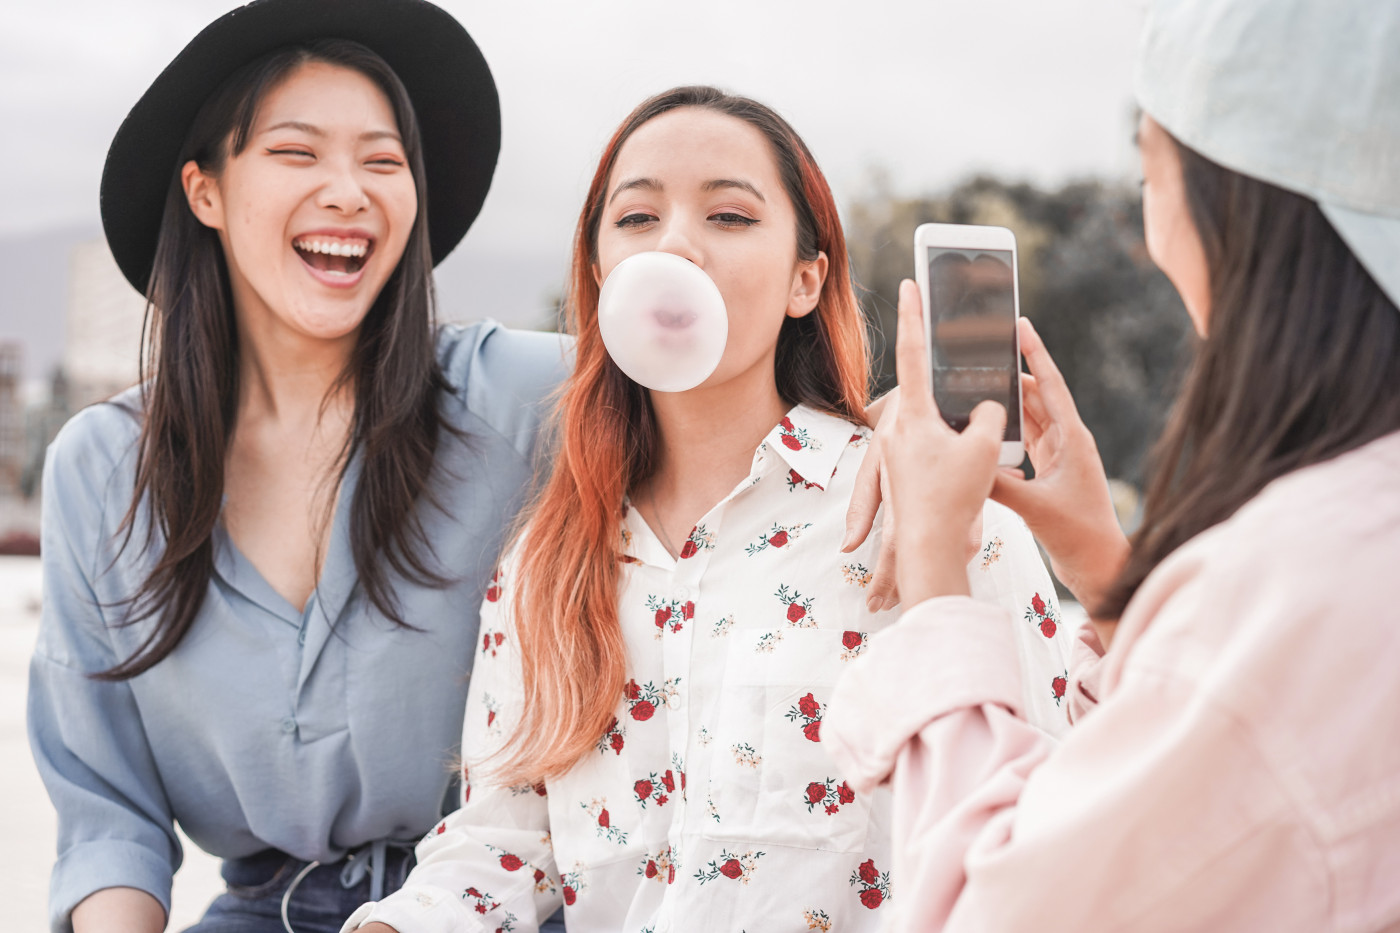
[966,501,1074,736]
[345,555,561,933]
[26,411,181,933]
[825,596,1325,933]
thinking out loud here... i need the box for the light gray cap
[1135,0,1400,310]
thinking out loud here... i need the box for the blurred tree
[846,175,1195,485]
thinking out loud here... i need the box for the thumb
[990,469,1040,522]
[966,399,1007,447]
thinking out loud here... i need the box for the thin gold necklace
[648,484,681,558]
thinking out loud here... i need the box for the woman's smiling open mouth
[292,232,375,285]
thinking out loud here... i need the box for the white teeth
[293,237,369,257]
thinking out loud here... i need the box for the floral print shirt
[345,404,1070,933]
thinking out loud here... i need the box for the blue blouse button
[281,717,298,734]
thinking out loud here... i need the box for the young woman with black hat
[26,2,569,931]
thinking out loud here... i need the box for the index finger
[1018,317,1083,427]
[895,278,938,420]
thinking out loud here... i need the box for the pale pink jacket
[826,431,1400,932]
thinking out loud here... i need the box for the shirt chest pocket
[703,627,873,853]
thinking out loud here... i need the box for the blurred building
[0,342,23,492]
[65,239,146,409]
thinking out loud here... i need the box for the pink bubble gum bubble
[597,252,728,393]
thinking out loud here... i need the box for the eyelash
[265,149,405,167]
[712,212,758,228]
[613,212,759,229]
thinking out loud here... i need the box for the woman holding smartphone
[827,0,1400,929]
[345,85,1069,933]
[26,2,569,931]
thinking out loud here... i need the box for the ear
[786,250,828,319]
[181,160,225,230]
[592,261,603,289]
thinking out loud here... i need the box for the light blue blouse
[27,322,570,933]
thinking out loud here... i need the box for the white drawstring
[279,859,320,933]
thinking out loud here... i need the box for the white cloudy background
[0,0,1148,378]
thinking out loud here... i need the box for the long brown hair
[1100,137,1400,618]
[494,86,870,783]
[101,39,453,679]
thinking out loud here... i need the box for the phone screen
[924,247,1021,438]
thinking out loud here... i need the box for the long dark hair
[100,39,452,680]
[1100,136,1400,618]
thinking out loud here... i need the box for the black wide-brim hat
[101,0,500,295]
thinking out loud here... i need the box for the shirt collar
[619,403,865,567]
[761,403,863,492]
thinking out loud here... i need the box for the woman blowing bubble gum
[345,86,1069,933]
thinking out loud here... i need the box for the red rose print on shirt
[774,584,817,626]
[480,630,505,658]
[499,853,523,872]
[633,771,673,808]
[678,522,716,559]
[785,468,822,492]
[776,417,820,452]
[787,692,824,742]
[579,798,628,844]
[746,524,812,557]
[635,845,675,885]
[595,716,625,756]
[623,678,675,721]
[645,595,686,636]
[482,693,501,733]
[694,849,765,885]
[485,569,502,602]
[803,777,856,814]
[558,867,585,906]
[1024,591,1063,639]
[850,858,892,909]
[1051,670,1068,706]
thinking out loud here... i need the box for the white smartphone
[913,222,1025,466]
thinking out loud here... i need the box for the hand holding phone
[913,223,1025,466]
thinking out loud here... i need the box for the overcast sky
[2,0,1148,244]
[0,0,1150,377]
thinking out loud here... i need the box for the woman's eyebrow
[703,178,765,202]
[608,177,661,205]
[260,120,402,143]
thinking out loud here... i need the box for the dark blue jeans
[182,846,566,932]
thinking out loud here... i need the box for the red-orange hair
[496,86,870,783]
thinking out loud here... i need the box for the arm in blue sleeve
[438,322,573,462]
[27,408,181,933]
